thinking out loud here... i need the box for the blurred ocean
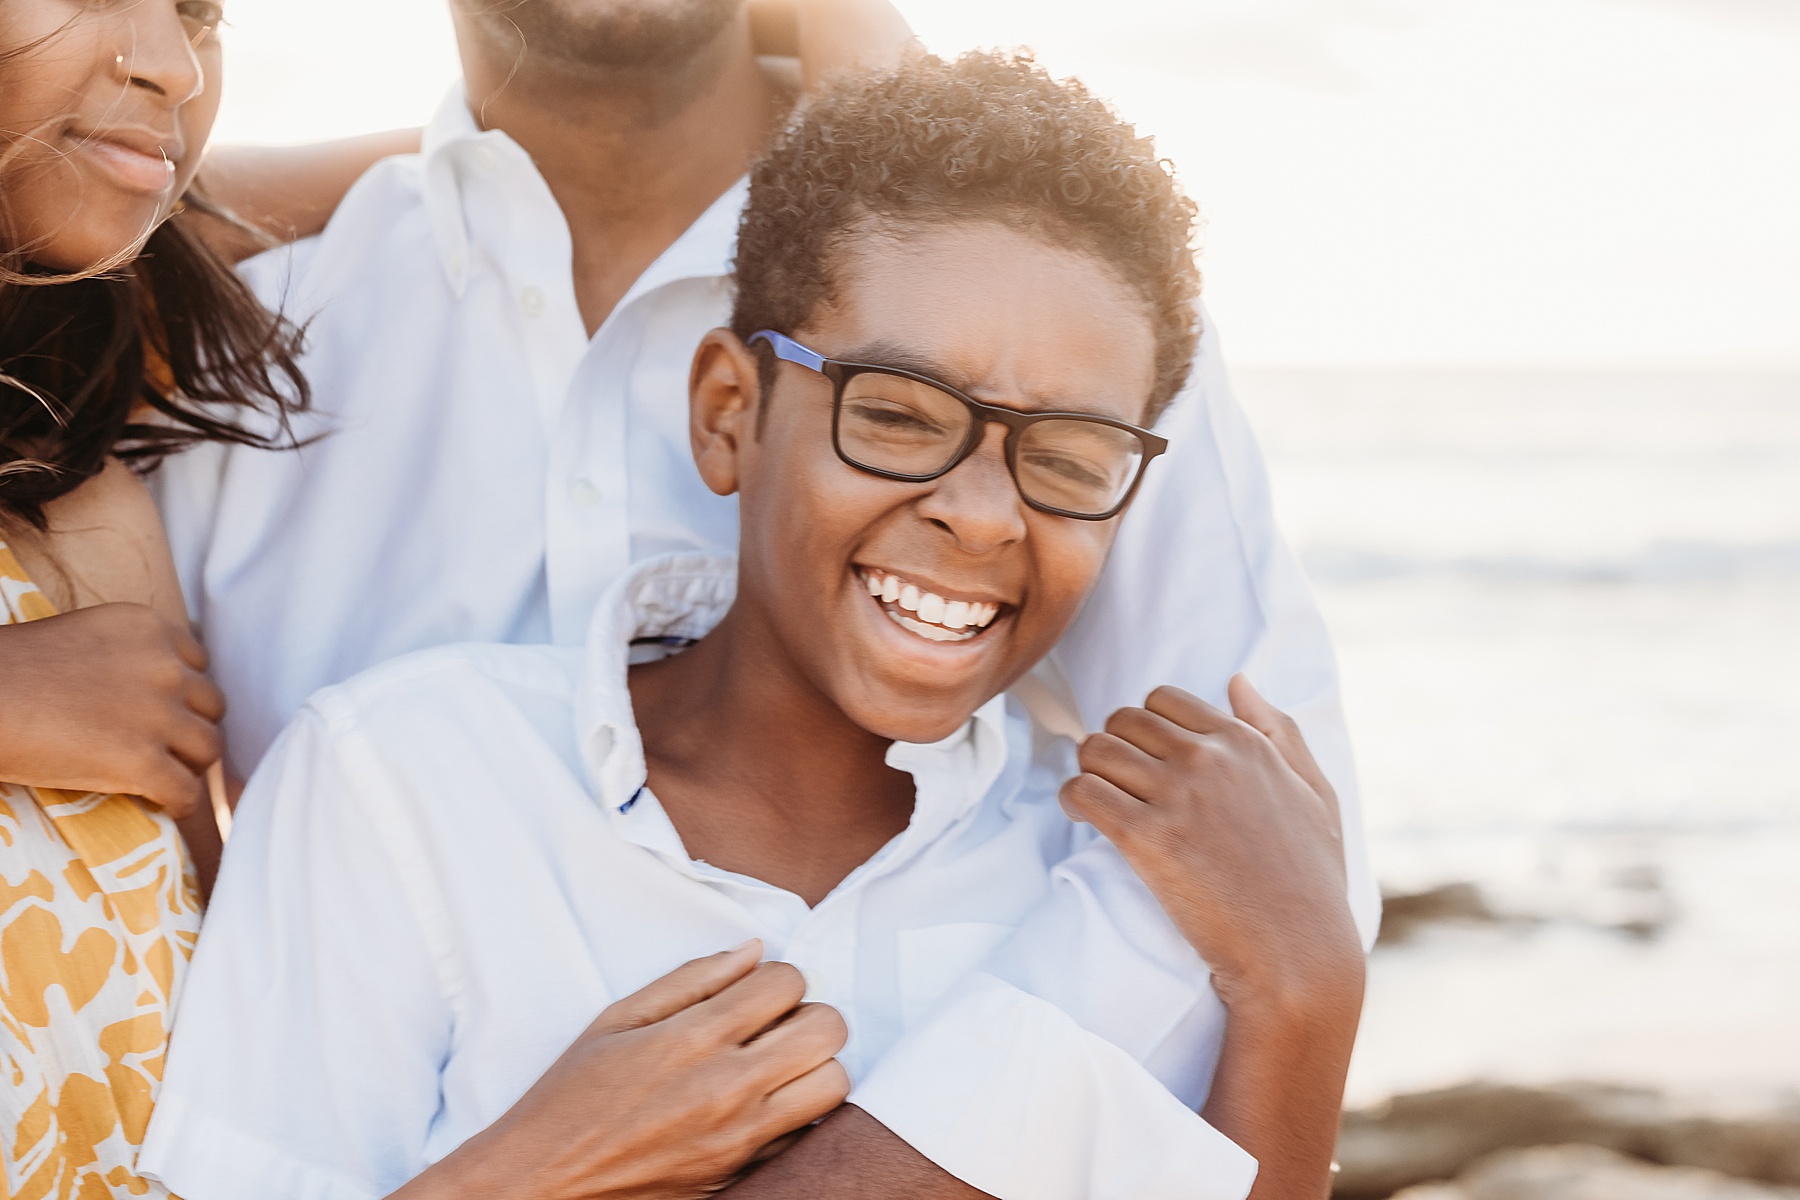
[1233,369,1800,1104]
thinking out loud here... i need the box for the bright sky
[210,0,1800,369]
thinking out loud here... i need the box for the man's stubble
[454,0,745,75]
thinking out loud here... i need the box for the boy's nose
[914,424,1029,553]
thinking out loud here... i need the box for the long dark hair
[0,189,312,529]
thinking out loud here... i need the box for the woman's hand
[1060,675,1365,1200]
[396,942,851,1200]
[0,604,225,816]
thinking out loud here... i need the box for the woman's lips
[76,135,177,195]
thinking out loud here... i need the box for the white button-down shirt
[153,88,1376,949]
[141,554,1259,1200]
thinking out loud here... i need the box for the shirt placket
[777,770,980,1076]
[547,310,639,644]
[464,140,629,647]
[611,780,953,1077]
[785,890,873,1071]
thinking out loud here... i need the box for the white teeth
[860,570,1003,642]
[892,612,976,642]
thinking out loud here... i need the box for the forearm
[174,802,223,902]
[1200,976,1365,1200]
[385,1146,506,1200]
[384,1124,542,1200]
[723,1106,991,1200]
[182,130,422,262]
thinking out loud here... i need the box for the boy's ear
[688,329,763,498]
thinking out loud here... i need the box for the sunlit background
[212,0,1800,1185]
[212,0,1800,370]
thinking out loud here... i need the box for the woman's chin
[20,202,164,274]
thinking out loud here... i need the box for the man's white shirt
[141,554,1260,1200]
[152,89,1377,950]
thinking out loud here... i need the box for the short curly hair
[731,50,1202,426]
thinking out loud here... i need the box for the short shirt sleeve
[851,837,1256,1200]
[139,703,455,1200]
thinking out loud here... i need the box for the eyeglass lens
[837,371,1145,516]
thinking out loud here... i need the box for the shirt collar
[421,86,498,297]
[614,177,746,312]
[573,553,1014,845]
[419,84,742,302]
[574,553,739,811]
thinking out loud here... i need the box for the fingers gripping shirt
[0,541,201,1200]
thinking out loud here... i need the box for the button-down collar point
[574,554,1011,838]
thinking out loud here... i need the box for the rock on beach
[1388,1144,1800,1200]
[1334,1083,1800,1200]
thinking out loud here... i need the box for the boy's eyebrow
[837,338,1111,416]
[838,339,972,389]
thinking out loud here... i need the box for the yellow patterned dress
[0,540,200,1199]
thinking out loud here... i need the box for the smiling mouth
[858,568,1004,644]
[74,135,176,194]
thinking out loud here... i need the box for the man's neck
[627,605,917,908]
[455,10,783,335]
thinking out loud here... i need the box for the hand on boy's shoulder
[0,602,223,817]
[1060,676,1365,1010]
[22,457,187,622]
[0,460,224,816]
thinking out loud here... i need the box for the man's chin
[478,0,745,73]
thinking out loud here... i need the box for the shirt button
[797,965,824,1001]
[568,478,600,507]
[518,286,545,318]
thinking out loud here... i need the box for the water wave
[1301,539,1800,584]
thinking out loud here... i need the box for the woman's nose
[915,424,1029,552]
[110,5,207,109]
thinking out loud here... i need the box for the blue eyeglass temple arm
[748,329,827,373]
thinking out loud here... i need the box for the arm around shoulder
[181,130,423,263]
[0,462,226,817]
[1051,313,1382,948]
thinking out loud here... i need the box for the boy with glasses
[144,53,1365,1200]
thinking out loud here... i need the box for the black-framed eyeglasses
[749,330,1168,521]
